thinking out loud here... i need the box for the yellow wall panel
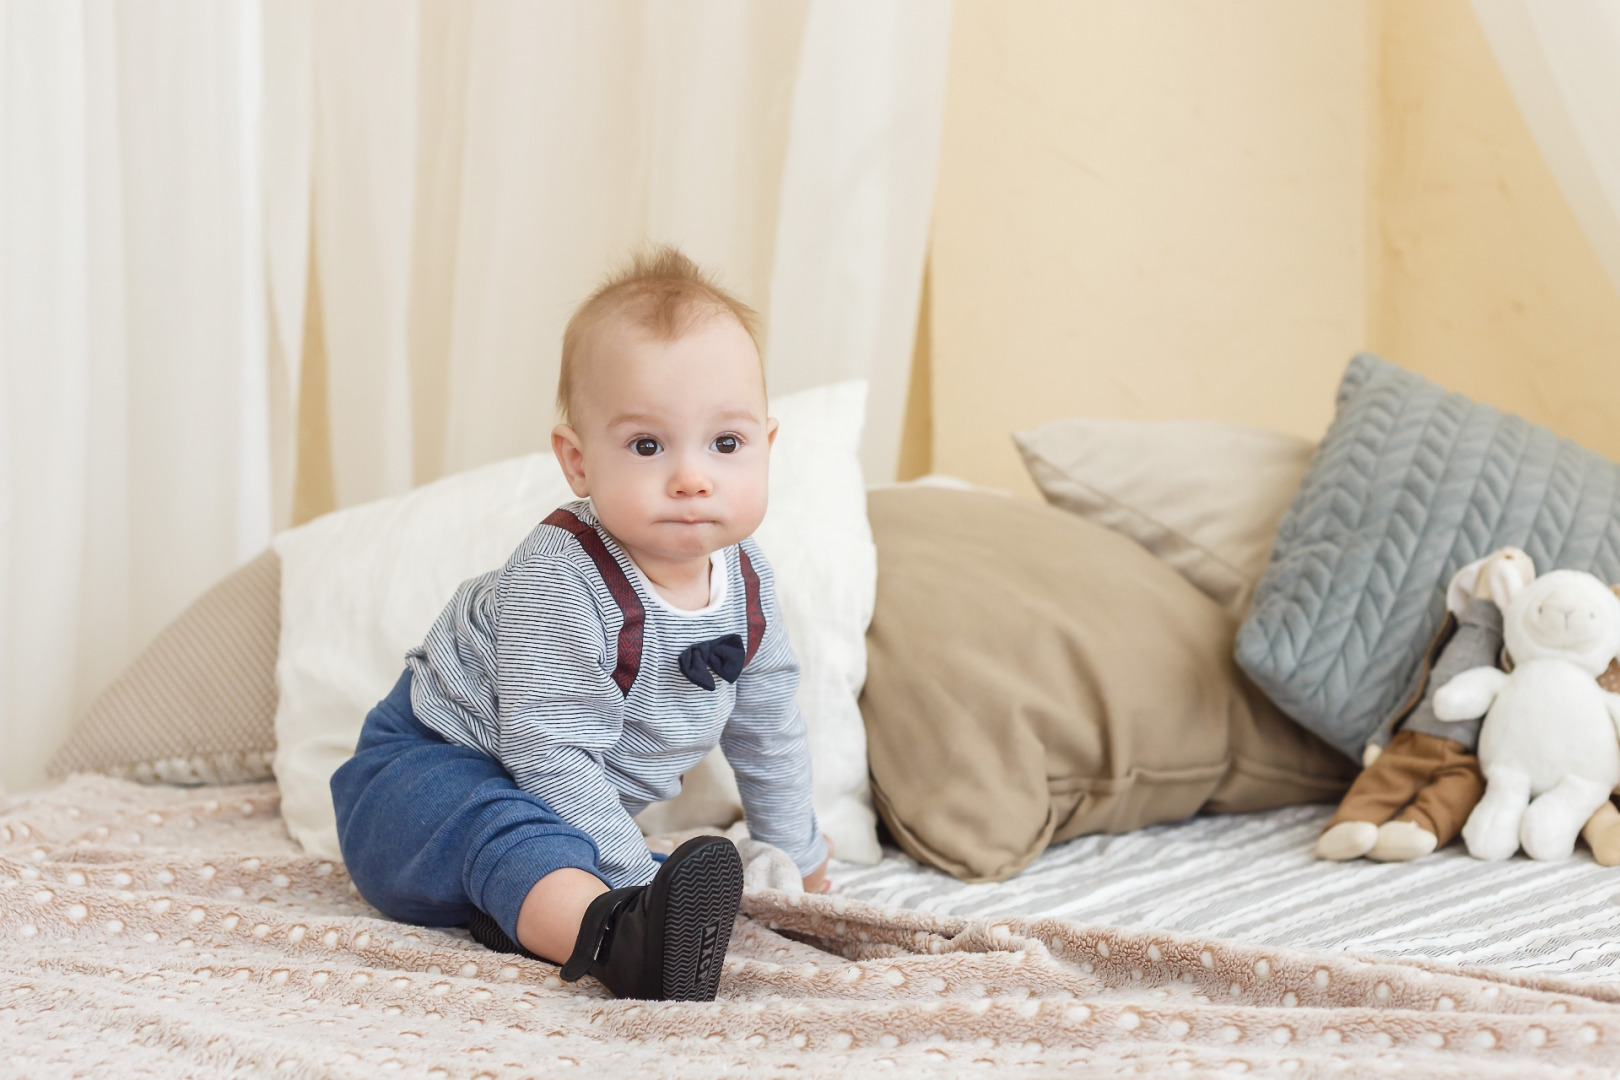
[925,0,1620,495]
[1371,0,1620,462]
[929,0,1371,495]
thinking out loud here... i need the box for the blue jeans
[330,670,603,943]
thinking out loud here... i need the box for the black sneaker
[467,835,743,1001]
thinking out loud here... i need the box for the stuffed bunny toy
[1435,569,1620,861]
[1315,547,1533,862]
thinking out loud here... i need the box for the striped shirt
[406,499,826,888]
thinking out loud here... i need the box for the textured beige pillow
[859,486,1349,884]
[47,549,280,784]
[1014,419,1315,618]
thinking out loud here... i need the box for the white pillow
[272,380,880,867]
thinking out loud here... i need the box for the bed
[6,775,1620,1079]
[15,370,1620,1076]
[837,803,1620,983]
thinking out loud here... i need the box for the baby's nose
[670,464,714,497]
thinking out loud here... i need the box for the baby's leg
[330,670,605,956]
[512,869,611,962]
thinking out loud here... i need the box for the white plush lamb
[1434,569,1620,861]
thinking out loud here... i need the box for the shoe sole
[653,836,743,1001]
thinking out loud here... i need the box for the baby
[330,247,829,1002]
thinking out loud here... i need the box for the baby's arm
[496,554,661,889]
[721,584,829,889]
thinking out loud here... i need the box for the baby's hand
[802,836,834,894]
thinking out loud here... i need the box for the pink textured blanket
[4,776,1620,1078]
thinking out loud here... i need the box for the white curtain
[0,0,950,792]
[0,0,271,792]
[1472,0,1620,294]
[265,0,952,505]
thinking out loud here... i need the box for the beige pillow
[859,486,1349,883]
[1014,419,1315,618]
[47,549,280,784]
[1205,678,1357,815]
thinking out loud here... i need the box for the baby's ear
[765,417,779,447]
[551,424,591,497]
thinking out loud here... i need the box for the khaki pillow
[47,549,280,784]
[1014,419,1314,618]
[1206,681,1358,816]
[860,487,1350,883]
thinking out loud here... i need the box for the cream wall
[923,0,1372,494]
[1370,1,1620,461]
[918,0,1620,493]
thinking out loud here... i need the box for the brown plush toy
[1315,548,1535,862]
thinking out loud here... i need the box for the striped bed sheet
[831,803,1620,983]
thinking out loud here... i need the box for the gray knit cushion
[1235,354,1620,761]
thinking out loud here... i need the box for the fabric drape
[1,0,950,792]
[0,0,272,792]
[266,0,952,508]
[1472,0,1620,294]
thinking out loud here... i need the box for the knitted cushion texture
[1236,354,1620,760]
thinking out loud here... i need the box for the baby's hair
[558,245,763,423]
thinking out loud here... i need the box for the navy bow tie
[678,634,746,691]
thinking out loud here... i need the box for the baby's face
[553,314,775,566]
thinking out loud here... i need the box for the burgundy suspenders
[543,508,766,694]
[737,547,765,665]
[542,508,645,695]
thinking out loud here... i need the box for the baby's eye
[632,437,661,457]
[712,435,740,455]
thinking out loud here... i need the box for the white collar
[580,498,731,617]
[623,547,729,617]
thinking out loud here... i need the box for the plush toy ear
[1446,548,1534,615]
[1446,557,1491,617]
[1482,548,1535,609]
